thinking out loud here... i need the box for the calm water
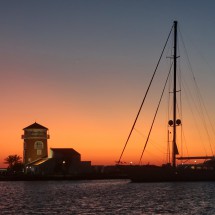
[1,179,215,214]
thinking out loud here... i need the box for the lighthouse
[22,122,50,165]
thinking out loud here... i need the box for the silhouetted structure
[22,122,49,165]
[22,122,92,176]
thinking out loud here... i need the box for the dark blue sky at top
[1,1,214,56]
[0,1,214,56]
[0,0,215,113]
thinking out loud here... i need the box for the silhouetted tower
[22,122,50,165]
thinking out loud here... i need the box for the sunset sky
[1,1,215,167]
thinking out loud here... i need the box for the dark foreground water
[1,179,215,214]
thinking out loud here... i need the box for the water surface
[1,179,215,214]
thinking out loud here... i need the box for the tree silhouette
[4,155,23,173]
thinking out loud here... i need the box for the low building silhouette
[22,122,92,176]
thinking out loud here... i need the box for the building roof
[26,158,50,166]
[23,122,48,130]
[50,148,80,156]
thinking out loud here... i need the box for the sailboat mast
[172,21,178,168]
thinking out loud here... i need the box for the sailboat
[117,21,215,182]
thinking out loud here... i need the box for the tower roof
[23,122,48,130]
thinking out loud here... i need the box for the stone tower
[22,122,50,165]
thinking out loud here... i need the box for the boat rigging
[117,21,215,179]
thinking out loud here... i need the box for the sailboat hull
[119,165,215,182]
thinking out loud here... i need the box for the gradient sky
[1,0,215,167]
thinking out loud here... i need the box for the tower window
[37,150,42,155]
[34,141,44,149]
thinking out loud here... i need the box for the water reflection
[1,180,215,214]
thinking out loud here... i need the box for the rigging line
[134,128,166,154]
[177,55,184,157]
[179,28,214,155]
[117,24,174,164]
[196,92,214,155]
[167,129,171,163]
[167,59,173,163]
[175,36,184,158]
[167,58,172,164]
[167,55,173,163]
[175,64,183,156]
[139,62,173,164]
[181,79,208,155]
[181,128,189,157]
[179,29,206,151]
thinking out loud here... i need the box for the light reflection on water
[1,180,215,214]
